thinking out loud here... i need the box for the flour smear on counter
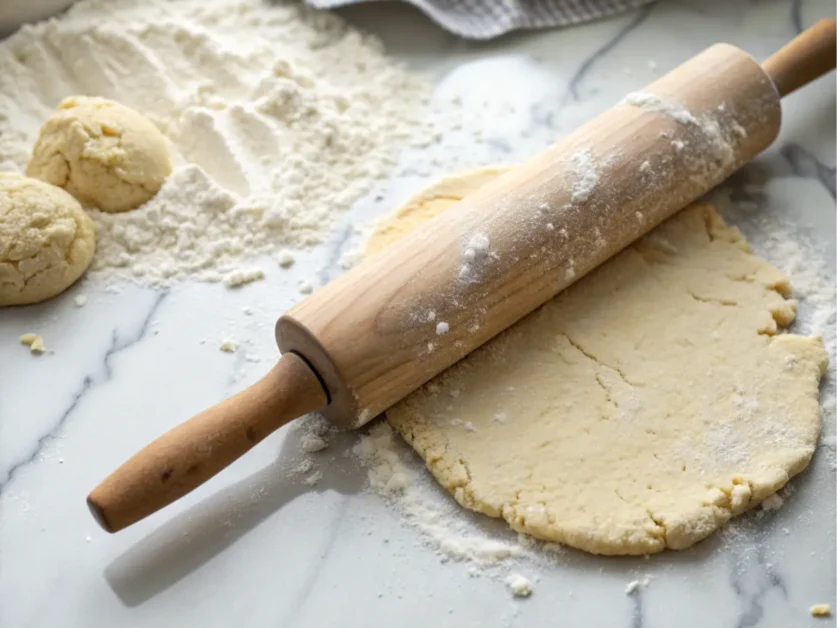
[0,0,430,285]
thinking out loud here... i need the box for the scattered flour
[73,295,88,307]
[292,459,315,476]
[436,322,449,335]
[295,415,331,456]
[708,180,836,486]
[0,0,431,286]
[761,493,784,511]
[504,573,533,598]
[353,422,526,565]
[304,470,323,486]
[338,248,362,271]
[300,434,328,453]
[625,576,651,595]
[289,415,335,483]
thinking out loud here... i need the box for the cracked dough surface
[368,167,828,556]
[27,96,171,213]
[0,173,95,306]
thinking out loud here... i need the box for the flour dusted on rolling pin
[459,232,492,283]
[569,149,601,203]
[458,148,598,286]
[620,92,701,125]
[619,92,737,173]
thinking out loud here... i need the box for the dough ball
[368,167,828,556]
[26,96,172,213]
[0,173,96,306]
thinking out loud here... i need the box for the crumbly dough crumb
[224,268,264,288]
[761,493,784,511]
[219,337,237,353]
[277,250,296,268]
[300,434,328,453]
[810,604,831,617]
[505,573,533,598]
[20,333,45,353]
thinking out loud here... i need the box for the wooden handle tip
[87,494,116,533]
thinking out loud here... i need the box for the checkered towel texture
[308,0,656,39]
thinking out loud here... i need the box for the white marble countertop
[2,1,835,626]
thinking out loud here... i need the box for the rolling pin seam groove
[289,349,332,405]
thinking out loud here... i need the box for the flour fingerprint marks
[224,104,283,193]
[176,107,250,196]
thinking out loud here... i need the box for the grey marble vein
[630,591,644,628]
[780,143,837,198]
[523,5,654,139]
[317,222,355,285]
[730,544,788,628]
[0,375,93,493]
[563,4,655,104]
[791,0,803,33]
[0,290,167,493]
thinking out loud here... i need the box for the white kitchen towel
[307,0,656,39]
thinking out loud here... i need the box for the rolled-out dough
[366,167,827,556]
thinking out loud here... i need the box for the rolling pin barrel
[277,43,782,428]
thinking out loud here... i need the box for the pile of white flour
[0,0,430,284]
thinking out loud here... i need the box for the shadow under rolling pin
[88,20,837,533]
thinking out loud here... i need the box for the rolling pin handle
[762,18,837,97]
[87,352,328,533]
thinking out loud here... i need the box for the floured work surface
[365,167,828,556]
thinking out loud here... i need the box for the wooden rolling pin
[88,20,837,533]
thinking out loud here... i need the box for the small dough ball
[26,96,172,213]
[0,173,95,306]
